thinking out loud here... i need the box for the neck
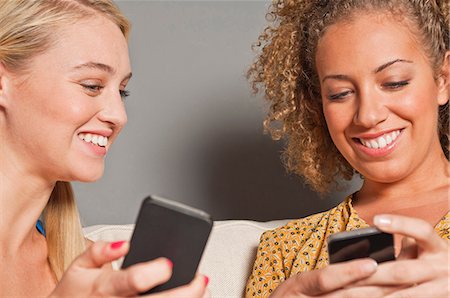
[0,154,55,253]
[360,150,448,199]
[354,149,449,224]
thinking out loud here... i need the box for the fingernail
[166,258,173,269]
[362,259,378,273]
[110,240,126,250]
[204,275,209,286]
[374,215,392,227]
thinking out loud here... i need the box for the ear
[0,62,9,110]
[437,50,450,106]
[0,62,16,111]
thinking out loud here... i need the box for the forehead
[30,16,131,75]
[315,13,427,73]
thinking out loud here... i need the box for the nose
[97,90,128,129]
[353,87,388,128]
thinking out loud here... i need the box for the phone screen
[327,227,395,264]
[121,196,212,294]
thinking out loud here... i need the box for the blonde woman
[246,0,449,297]
[0,0,208,296]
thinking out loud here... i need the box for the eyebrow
[321,74,351,83]
[73,62,132,81]
[322,59,413,83]
[374,59,413,73]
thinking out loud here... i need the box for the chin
[77,173,104,182]
[358,165,410,184]
[68,164,105,182]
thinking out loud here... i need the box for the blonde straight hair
[0,0,130,280]
[44,182,85,280]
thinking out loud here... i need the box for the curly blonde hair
[248,0,450,193]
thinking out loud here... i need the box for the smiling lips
[358,130,401,149]
[78,133,108,147]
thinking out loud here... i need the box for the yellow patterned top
[245,195,450,298]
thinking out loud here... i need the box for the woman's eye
[120,89,130,100]
[328,90,353,101]
[81,84,104,94]
[382,80,409,90]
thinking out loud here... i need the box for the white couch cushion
[83,219,289,298]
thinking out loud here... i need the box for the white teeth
[385,134,393,145]
[78,133,108,147]
[370,140,379,149]
[359,130,401,149]
[100,136,107,146]
[85,133,92,142]
[378,137,387,148]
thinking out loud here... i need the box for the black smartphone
[121,196,213,294]
[327,227,395,264]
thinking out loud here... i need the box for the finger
[374,215,445,253]
[100,257,173,296]
[353,259,438,287]
[148,274,208,298]
[74,240,129,269]
[384,278,449,298]
[397,237,418,260]
[327,285,405,298]
[202,288,211,298]
[278,258,378,296]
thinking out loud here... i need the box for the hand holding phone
[327,227,395,264]
[121,196,212,294]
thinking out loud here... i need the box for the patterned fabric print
[436,213,450,239]
[245,195,450,298]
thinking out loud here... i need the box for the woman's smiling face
[2,15,132,182]
[316,13,449,184]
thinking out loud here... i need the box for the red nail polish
[166,258,173,268]
[110,240,125,250]
[204,275,209,286]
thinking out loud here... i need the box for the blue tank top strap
[36,219,46,237]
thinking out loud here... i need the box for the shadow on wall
[197,126,354,221]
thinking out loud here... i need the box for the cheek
[41,86,96,127]
[52,99,94,125]
[323,103,353,142]
[393,82,440,124]
[11,83,96,142]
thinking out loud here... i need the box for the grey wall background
[75,0,362,226]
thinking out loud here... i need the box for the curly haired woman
[245,0,449,297]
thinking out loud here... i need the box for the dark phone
[327,227,395,264]
[121,196,212,294]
